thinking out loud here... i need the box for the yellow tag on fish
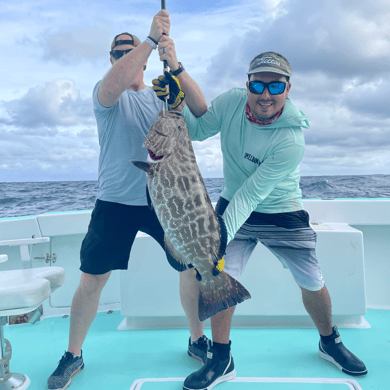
[193,268,202,281]
[216,257,225,273]
[212,257,225,276]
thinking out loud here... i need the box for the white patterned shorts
[216,198,325,292]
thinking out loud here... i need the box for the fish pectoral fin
[146,186,154,211]
[131,160,152,173]
[164,236,189,272]
[215,213,228,261]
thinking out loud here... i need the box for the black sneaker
[47,351,84,390]
[183,341,236,390]
[318,326,367,376]
[188,335,209,364]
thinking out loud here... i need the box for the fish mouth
[155,130,168,137]
[148,149,164,161]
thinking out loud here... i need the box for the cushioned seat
[0,266,65,389]
[0,267,65,315]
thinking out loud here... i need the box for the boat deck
[5,308,389,390]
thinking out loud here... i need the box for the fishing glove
[152,71,185,110]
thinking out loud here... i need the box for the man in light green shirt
[153,51,367,389]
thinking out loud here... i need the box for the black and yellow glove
[152,71,185,110]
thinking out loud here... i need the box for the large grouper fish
[131,110,251,321]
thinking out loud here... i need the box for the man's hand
[158,35,180,72]
[149,9,170,42]
[152,71,185,110]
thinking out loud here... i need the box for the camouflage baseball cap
[247,52,292,78]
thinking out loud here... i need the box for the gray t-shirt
[93,81,164,205]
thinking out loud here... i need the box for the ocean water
[0,174,389,219]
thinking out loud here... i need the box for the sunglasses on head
[110,48,133,60]
[248,81,288,95]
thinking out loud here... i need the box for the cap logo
[257,57,281,66]
[247,53,291,76]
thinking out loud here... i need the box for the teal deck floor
[4,309,389,390]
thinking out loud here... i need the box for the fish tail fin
[198,271,251,322]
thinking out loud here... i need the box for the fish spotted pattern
[132,110,250,321]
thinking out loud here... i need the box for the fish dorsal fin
[164,236,188,272]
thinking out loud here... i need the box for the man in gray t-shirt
[47,10,208,390]
[93,78,164,205]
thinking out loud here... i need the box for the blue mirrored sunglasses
[249,81,288,95]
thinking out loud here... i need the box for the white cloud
[0,80,94,128]
[342,78,390,119]
[37,24,112,65]
[1,0,389,182]
[193,136,224,178]
[0,78,98,182]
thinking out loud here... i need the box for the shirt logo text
[244,153,263,166]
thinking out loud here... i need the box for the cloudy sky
[1,0,389,182]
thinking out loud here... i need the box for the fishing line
[161,0,169,116]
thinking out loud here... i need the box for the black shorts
[80,199,176,275]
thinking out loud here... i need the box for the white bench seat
[0,267,65,315]
[0,266,65,389]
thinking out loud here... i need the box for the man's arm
[222,140,305,243]
[98,43,154,108]
[158,35,207,117]
[98,10,170,108]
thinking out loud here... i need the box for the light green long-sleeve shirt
[182,87,310,243]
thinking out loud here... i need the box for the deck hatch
[130,377,362,390]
